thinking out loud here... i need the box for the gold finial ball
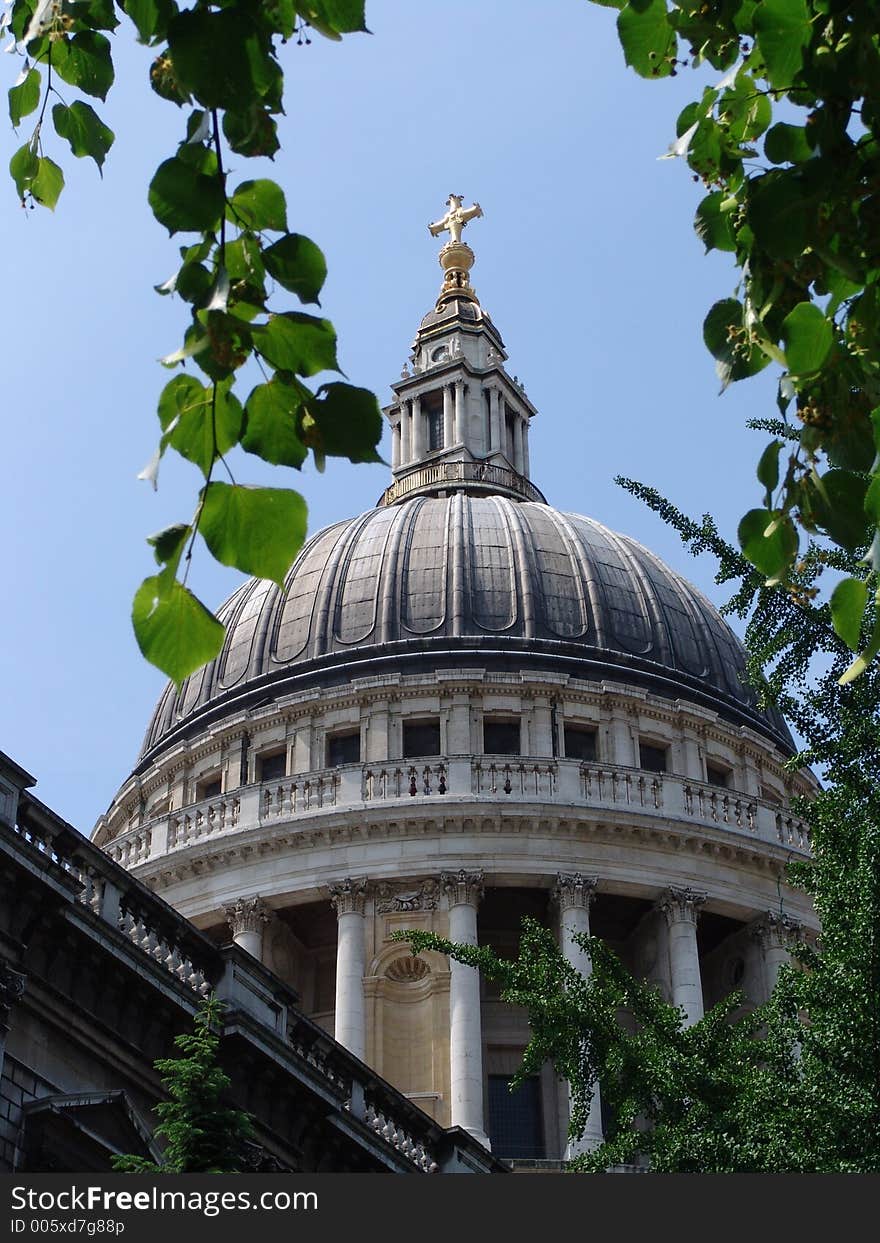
[439,241,475,274]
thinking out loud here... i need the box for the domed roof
[140,495,791,762]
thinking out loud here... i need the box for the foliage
[588,0,880,678]
[5,0,382,685]
[397,493,880,1171]
[112,994,255,1173]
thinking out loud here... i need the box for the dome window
[403,719,441,758]
[258,750,286,783]
[638,741,668,774]
[483,718,522,756]
[705,762,731,788]
[422,389,444,452]
[326,731,360,768]
[563,725,597,762]
[196,774,222,801]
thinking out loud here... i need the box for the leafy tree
[5,1,382,685]
[397,493,880,1172]
[586,0,880,678]
[112,994,255,1173]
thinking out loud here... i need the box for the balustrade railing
[683,782,756,831]
[471,760,557,798]
[103,756,811,865]
[363,763,447,800]
[261,772,338,818]
[378,459,546,507]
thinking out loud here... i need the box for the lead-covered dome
[140,495,791,762]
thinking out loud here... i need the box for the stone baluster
[657,887,706,1025]
[441,869,490,1148]
[224,895,271,962]
[329,878,369,1060]
[553,873,604,1155]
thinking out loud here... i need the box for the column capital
[552,873,599,912]
[657,886,707,926]
[441,869,484,909]
[224,895,272,938]
[749,909,803,949]
[329,877,369,917]
[0,960,26,1019]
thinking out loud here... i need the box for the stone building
[94,204,816,1166]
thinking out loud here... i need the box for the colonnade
[391,383,530,475]
[224,879,801,1154]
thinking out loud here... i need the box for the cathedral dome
[139,494,791,764]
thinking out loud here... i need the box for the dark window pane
[327,732,360,766]
[564,726,597,761]
[639,742,667,773]
[484,720,521,755]
[706,763,730,788]
[198,778,221,800]
[488,1075,544,1159]
[259,751,286,782]
[403,720,441,758]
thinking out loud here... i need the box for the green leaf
[754,0,811,91]
[9,143,39,199]
[703,298,769,387]
[812,469,871,551]
[301,383,383,463]
[719,74,772,144]
[157,375,243,476]
[616,0,676,79]
[262,234,327,304]
[694,192,736,253]
[132,574,225,685]
[830,577,868,651]
[764,122,812,165]
[299,1,369,37]
[31,157,64,210]
[222,104,279,159]
[52,102,114,171]
[9,68,41,128]
[121,0,176,44]
[781,303,833,375]
[198,482,308,584]
[252,313,338,376]
[227,179,288,232]
[168,9,276,110]
[148,155,224,234]
[863,474,880,525]
[737,508,798,579]
[747,170,812,260]
[147,523,191,572]
[757,440,783,502]
[53,31,115,101]
[839,606,880,685]
[241,380,308,467]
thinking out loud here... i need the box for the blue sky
[2,1,783,830]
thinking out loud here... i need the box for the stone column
[658,887,706,1025]
[513,415,524,474]
[391,420,401,470]
[441,869,489,1147]
[750,910,802,1000]
[553,874,603,1155]
[443,384,455,447]
[522,415,531,477]
[330,878,369,1060]
[489,387,502,454]
[454,380,466,445]
[399,399,411,466]
[224,896,271,962]
[411,394,424,461]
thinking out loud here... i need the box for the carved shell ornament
[385,956,431,983]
